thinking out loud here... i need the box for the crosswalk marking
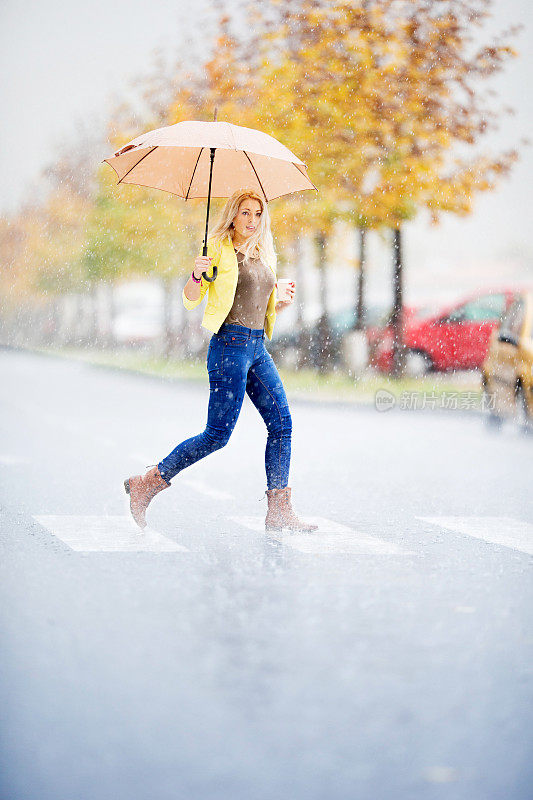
[33,515,188,553]
[418,516,533,556]
[230,516,413,555]
[0,454,29,465]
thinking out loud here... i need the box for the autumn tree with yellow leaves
[0,184,94,345]
[230,0,523,374]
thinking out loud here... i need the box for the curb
[1,343,487,421]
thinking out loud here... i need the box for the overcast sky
[1,0,532,294]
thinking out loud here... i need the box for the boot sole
[266,524,318,533]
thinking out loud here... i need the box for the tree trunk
[315,230,332,374]
[80,290,93,347]
[354,227,367,331]
[90,282,100,348]
[391,227,406,378]
[50,296,62,346]
[293,236,304,332]
[98,280,115,349]
[107,283,116,349]
[162,276,174,359]
[293,236,310,369]
[71,292,82,347]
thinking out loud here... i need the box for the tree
[239,0,523,375]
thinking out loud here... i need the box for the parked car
[481,291,533,432]
[367,288,525,376]
[268,304,387,369]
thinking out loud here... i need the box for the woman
[124,189,317,534]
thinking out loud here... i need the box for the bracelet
[191,270,202,283]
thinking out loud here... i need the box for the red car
[367,288,527,375]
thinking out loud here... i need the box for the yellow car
[481,290,533,431]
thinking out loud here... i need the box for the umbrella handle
[202,266,217,282]
[200,147,217,282]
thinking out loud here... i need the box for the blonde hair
[208,190,277,271]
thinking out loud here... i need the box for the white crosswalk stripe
[0,454,29,465]
[418,516,533,556]
[230,516,413,555]
[33,515,188,553]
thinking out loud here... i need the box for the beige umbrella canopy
[102,116,317,281]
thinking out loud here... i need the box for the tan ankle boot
[264,486,318,532]
[124,465,171,530]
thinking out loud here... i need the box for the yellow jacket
[182,235,278,340]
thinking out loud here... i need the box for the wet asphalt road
[0,348,532,800]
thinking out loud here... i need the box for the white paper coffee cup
[276,278,294,302]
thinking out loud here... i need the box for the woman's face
[232,198,263,242]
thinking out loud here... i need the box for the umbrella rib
[243,151,269,202]
[226,121,238,150]
[294,162,319,191]
[186,148,204,200]
[117,146,158,184]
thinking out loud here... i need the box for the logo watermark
[375,389,396,411]
[374,389,495,412]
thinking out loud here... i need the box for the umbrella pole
[201,147,217,281]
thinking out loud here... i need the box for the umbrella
[102,110,317,281]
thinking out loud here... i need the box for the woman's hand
[275,280,295,313]
[193,255,213,279]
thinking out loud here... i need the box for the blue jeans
[157,323,292,489]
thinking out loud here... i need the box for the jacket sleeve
[182,240,216,311]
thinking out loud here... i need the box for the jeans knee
[270,409,292,439]
[284,410,292,436]
[204,425,232,450]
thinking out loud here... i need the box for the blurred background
[1,0,532,420]
[1,5,533,798]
